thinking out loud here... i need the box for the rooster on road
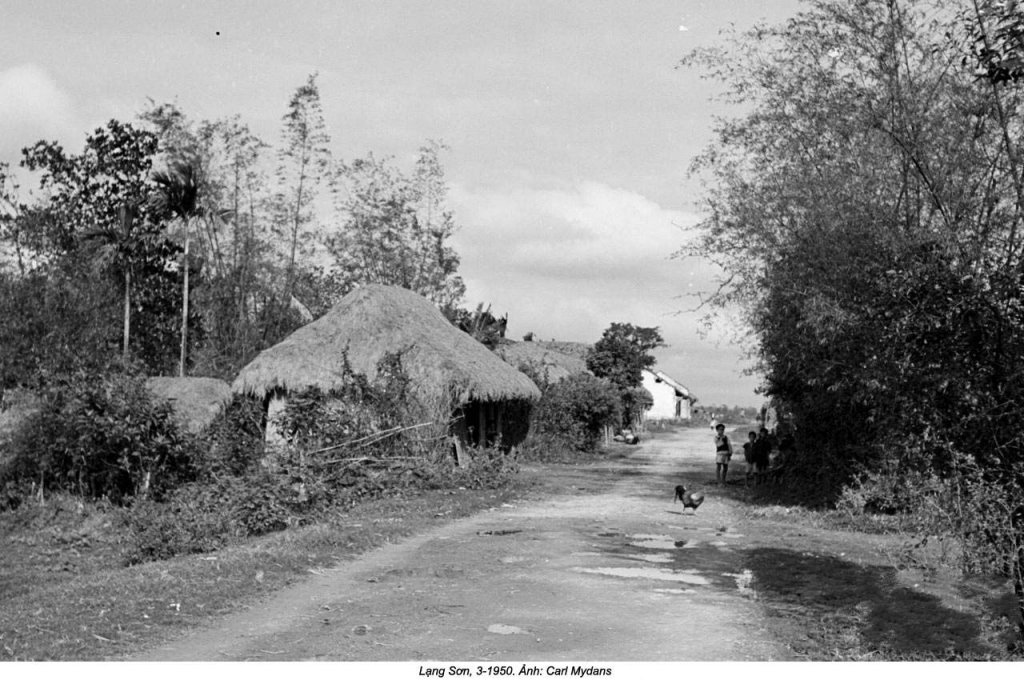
[674,484,705,513]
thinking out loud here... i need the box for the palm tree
[82,202,148,363]
[150,157,201,377]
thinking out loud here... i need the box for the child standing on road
[714,423,732,484]
[752,427,772,486]
[742,431,757,486]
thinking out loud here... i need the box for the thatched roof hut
[494,339,589,384]
[233,285,540,403]
[232,285,540,456]
[145,376,233,433]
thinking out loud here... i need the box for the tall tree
[13,120,184,373]
[682,0,1024,632]
[586,323,664,426]
[0,162,27,275]
[327,142,466,307]
[273,73,334,298]
[586,323,664,391]
[150,157,202,376]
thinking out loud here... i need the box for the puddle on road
[628,534,679,550]
[632,552,674,564]
[653,588,698,595]
[487,624,527,635]
[579,530,752,592]
[572,566,711,584]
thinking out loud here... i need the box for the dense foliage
[682,0,1024,636]
[0,76,467,386]
[0,122,191,382]
[585,322,664,428]
[521,371,622,460]
[1,369,198,504]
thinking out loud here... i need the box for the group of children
[713,422,778,486]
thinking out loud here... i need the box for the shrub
[1,369,199,503]
[522,373,621,460]
[202,393,266,477]
[228,471,295,536]
[419,443,520,490]
[122,482,234,564]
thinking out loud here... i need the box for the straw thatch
[494,339,589,383]
[231,285,541,405]
[145,376,233,433]
[532,340,592,362]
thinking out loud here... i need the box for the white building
[641,369,695,421]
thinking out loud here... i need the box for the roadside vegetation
[682,0,1024,650]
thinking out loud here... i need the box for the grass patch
[0,478,541,661]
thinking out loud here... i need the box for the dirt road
[137,427,794,661]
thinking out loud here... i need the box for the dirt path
[137,427,794,661]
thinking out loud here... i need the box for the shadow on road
[746,547,984,656]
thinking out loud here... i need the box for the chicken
[674,484,705,513]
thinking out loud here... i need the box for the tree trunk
[123,268,131,362]
[180,219,190,377]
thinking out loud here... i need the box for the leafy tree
[523,373,622,456]
[586,323,664,425]
[681,0,1024,635]
[327,142,466,307]
[273,73,334,298]
[0,162,28,275]
[965,0,1024,84]
[445,302,507,348]
[7,120,185,375]
[140,100,320,379]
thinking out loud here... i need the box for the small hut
[145,376,233,433]
[231,285,541,463]
[494,339,588,384]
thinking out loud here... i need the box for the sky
[0,0,804,408]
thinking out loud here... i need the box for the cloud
[448,180,763,405]
[453,180,702,282]
[0,64,80,163]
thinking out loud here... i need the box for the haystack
[232,285,541,457]
[145,377,233,433]
[495,339,588,384]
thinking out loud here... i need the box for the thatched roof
[231,285,541,404]
[532,340,591,362]
[495,340,589,383]
[146,377,233,433]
